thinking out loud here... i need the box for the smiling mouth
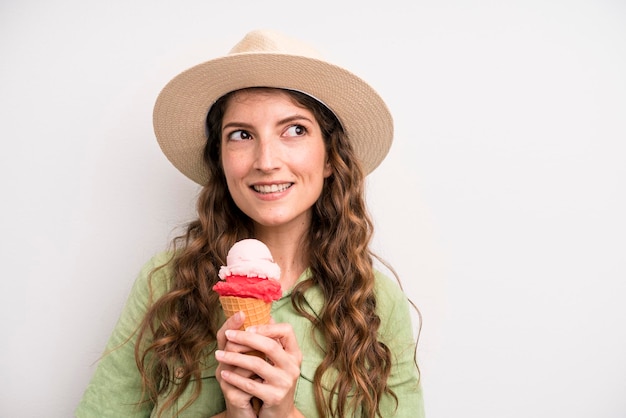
[252,183,293,194]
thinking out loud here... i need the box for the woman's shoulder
[372,268,416,330]
[371,269,419,362]
[141,250,177,271]
[129,251,177,301]
[373,268,407,303]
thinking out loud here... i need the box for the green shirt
[76,252,425,417]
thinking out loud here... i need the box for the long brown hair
[135,87,400,417]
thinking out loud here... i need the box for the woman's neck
[254,225,308,291]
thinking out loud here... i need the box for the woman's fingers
[217,322,302,414]
[215,348,269,378]
[216,311,245,350]
[249,323,303,364]
[215,311,265,415]
[231,323,303,367]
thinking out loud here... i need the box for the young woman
[76,29,424,418]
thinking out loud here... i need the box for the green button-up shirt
[76,252,425,417]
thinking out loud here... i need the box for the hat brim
[153,52,393,185]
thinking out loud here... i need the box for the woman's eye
[285,125,306,137]
[228,130,251,141]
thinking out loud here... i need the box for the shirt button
[175,367,185,379]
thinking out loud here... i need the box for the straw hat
[153,29,393,185]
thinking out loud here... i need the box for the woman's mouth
[252,183,293,194]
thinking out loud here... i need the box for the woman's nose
[253,137,281,172]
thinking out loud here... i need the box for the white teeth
[253,183,291,194]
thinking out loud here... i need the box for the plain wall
[1,0,624,417]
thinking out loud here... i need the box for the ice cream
[213,239,282,414]
[213,238,282,329]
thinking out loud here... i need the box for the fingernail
[225,330,234,339]
[246,326,257,333]
[215,350,224,359]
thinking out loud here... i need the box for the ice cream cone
[219,295,272,330]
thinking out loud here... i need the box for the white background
[1,1,625,417]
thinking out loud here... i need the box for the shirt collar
[276,268,324,316]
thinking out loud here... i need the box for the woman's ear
[323,160,332,178]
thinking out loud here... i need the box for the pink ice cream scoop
[213,239,282,303]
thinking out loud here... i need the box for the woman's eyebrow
[222,121,254,131]
[276,114,314,125]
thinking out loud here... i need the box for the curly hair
[135,87,399,417]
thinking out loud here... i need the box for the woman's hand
[215,311,258,418]
[215,316,303,418]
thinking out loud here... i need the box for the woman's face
[220,89,332,232]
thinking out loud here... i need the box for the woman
[76,29,424,418]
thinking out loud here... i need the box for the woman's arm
[375,271,426,418]
[75,253,172,417]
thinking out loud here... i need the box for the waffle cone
[219,295,272,330]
